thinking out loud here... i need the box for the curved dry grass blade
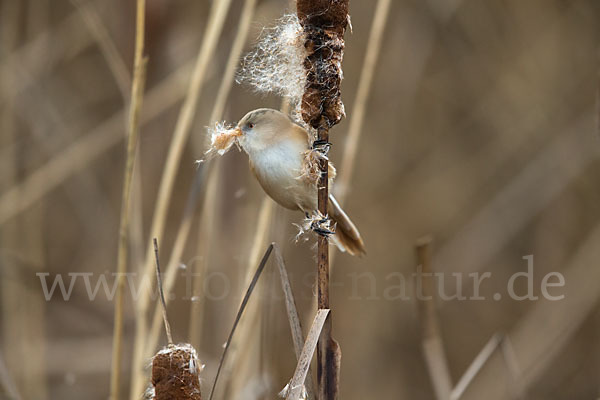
[208,244,274,400]
[285,309,330,400]
[273,243,316,400]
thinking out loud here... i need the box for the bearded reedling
[208,108,365,256]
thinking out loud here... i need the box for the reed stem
[109,0,147,398]
[316,125,333,400]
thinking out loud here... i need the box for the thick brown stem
[317,125,330,310]
[297,1,349,399]
[316,126,332,400]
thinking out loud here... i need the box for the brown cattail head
[296,0,350,129]
[296,0,349,36]
[150,344,203,400]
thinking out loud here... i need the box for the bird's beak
[233,126,243,137]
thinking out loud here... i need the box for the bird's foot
[312,139,331,155]
[294,211,335,241]
[308,211,335,237]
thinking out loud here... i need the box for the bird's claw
[310,217,335,236]
[312,139,331,155]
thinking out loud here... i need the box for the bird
[230,108,365,256]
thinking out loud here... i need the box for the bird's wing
[290,123,312,147]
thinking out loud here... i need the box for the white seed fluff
[237,14,307,114]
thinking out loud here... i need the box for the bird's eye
[247,123,254,129]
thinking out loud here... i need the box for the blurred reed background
[1,0,600,399]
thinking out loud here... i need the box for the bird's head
[236,108,293,153]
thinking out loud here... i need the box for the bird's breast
[249,142,316,211]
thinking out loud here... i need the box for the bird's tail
[328,194,366,256]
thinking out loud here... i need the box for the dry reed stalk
[14,73,117,231]
[296,1,350,398]
[336,0,391,202]
[449,334,502,400]
[0,4,21,394]
[327,0,390,278]
[129,153,146,269]
[187,166,217,348]
[134,0,232,295]
[1,3,49,399]
[2,62,193,252]
[1,159,49,396]
[69,0,146,269]
[315,48,336,400]
[0,10,93,100]
[5,95,124,253]
[0,230,47,400]
[152,238,173,345]
[597,54,600,138]
[188,0,259,349]
[0,60,194,226]
[144,0,258,358]
[130,2,233,395]
[146,167,207,359]
[435,110,599,278]
[5,59,146,273]
[74,0,149,257]
[70,0,131,101]
[17,202,48,398]
[460,221,600,400]
[415,237,453,400]
[0,5,102,190]
[207,0,258,136]
[109,0,147,398]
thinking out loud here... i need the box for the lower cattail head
[149,343,203,400]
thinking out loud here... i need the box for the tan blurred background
[1,0,600,399]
